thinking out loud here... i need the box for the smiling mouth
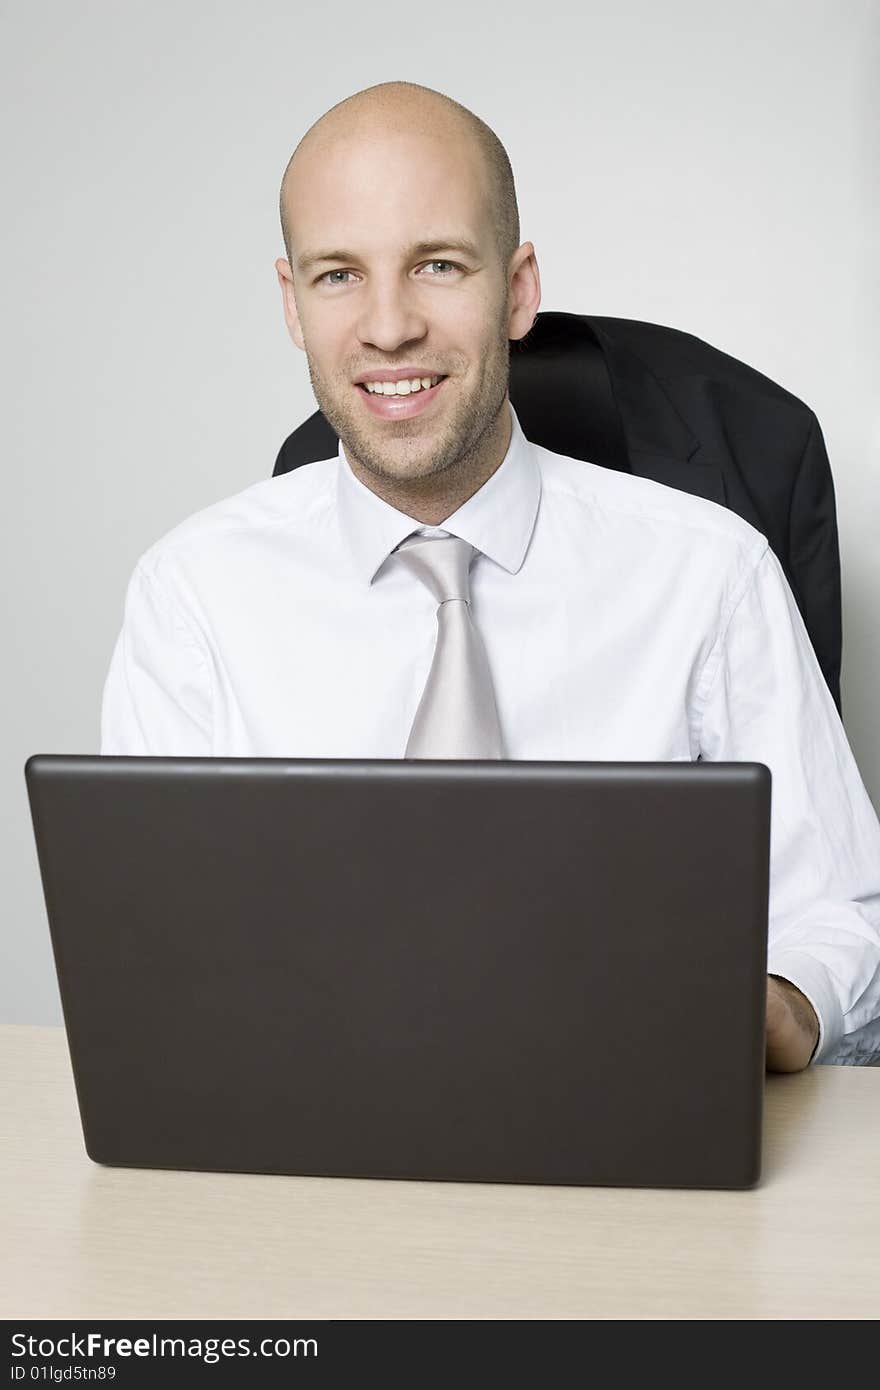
[355,374,449,418]
[356,375,448,396]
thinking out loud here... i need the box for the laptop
[24,755,771,1189]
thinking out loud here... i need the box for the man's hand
[765,974,820,1072]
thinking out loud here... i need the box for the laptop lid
[24,756,771,1189]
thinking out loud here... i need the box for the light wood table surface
[1,1024,878,1320]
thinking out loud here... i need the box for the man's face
[277,124,524,489]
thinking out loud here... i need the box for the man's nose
[356,278,428,351]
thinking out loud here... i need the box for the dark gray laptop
[24,755,771,1189]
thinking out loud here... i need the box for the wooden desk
[1,1024,878,1319]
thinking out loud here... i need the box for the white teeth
[363,375,442,394]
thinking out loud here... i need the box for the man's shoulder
[134,455,337,580]
[533,440,767,557]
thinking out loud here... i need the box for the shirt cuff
[766,949,844,1064]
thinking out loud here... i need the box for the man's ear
[275,258,306,352]
[508,242,541,344]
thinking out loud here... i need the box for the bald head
[279,81,520,275]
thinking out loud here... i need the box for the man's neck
[346,402,512,525]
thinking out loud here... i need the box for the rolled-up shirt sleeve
[100,562,213,757]
[698,541,880,1064]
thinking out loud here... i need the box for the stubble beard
[305,329,511,489]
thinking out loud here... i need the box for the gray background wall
[2,0,878,1023]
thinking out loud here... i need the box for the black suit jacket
[273,310,843,715]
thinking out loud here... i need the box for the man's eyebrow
[295,238,482,273]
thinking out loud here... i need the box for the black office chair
[273,310,843,718]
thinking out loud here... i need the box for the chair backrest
[273,311,843,717]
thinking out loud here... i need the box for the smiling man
[274,83,534,525]
[101,80,880,1074]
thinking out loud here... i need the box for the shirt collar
[335,399,541,587]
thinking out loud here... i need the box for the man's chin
[343,439,457,487]
[329,408,453,472]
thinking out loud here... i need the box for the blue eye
[317,261,460,287]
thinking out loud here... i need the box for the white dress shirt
[101,402,880,1065]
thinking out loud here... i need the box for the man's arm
[101,561,213,756]
[698,539,880,1068]
[787,412,842,717]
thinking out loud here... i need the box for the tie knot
[393,534,476,606]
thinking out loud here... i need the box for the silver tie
[394,534,503,760]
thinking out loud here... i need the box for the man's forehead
[283,119,492,267]
[286,120,484,212]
